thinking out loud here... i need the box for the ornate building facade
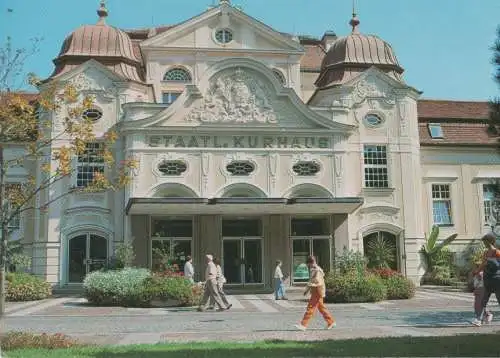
[8,1,499,287]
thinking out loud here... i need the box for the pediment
[344,67,422,104]
[309,67,421,108]
[51,59,125,89]
[122,63,354,133]
[140,5,303,53]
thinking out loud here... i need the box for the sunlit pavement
[1,289,498,345]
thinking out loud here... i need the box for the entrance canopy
[125,196,364,215]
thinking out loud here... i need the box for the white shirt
[274,265,283,279]
[205,261,217,281]
[184,261,194,279]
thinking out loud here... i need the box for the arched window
[363,231,398,271]
[272,69,286,86]
[163,68,192,82]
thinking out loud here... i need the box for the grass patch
[4,333,500,357]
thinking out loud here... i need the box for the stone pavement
[1,288,498,346]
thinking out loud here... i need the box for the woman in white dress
[208,257,232,309]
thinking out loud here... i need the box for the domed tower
[49,1,143,82]
[314,12,403,88]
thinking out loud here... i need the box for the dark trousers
[480,278,500,319]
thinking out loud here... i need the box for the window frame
[162,68,192,83]
[75,142,106,189]
[214,28,234,44]
[428,123,444,139]
[482,183,500,225]
[363,144,389,189]
[162,92,182,106]
[431,183,453,226]
[225,160,256,177]
[272,69,286,86]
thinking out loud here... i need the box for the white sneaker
[294,324,307,331]
[327,322,337,330]
[471,318,482,327]
[484,313,493,324]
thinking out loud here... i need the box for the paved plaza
[1,289,499,346]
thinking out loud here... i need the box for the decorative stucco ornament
[352,76,396,106]
[187,68,278,124]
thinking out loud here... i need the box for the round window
[215,29,233,44]
[364,114,383,127]
[82,108,103,122]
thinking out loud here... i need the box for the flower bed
[0,332,82,351]
[370,269,416,300]
[6,272,52,302]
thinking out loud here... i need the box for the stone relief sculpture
[187,68,278,124]
[352,75,396,106]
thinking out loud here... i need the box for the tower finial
[97,0,108,24]
[349,0,360,33]
[219,0,231,5]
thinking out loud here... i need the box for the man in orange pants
[294,256,336,331]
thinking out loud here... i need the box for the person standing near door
[184,256,195,284]
[198,254,231,312]
[294,255,335,331]
[274,260,287,300]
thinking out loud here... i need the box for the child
[472,267,493,327]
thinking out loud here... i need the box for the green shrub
[147,274,202,306]
[325,271,387,303]
[384,275,416,299]
[83,268,152,307]
[0,331,82,351]
[6,272,52,302]
[334,247,366,275]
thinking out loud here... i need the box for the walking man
[184,256,194,283]
[208,257,232,309]
[295,256,335,331]
[198,254,231,312]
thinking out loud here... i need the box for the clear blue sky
[1,0,499,101]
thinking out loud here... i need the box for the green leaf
[423,226,439,254]
[434,233,458,252]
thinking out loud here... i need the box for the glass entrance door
[222,218,263,285]
[68,234,108,283]
[223,238,263,285]
[291,217,332,284]
[291,237,331,283]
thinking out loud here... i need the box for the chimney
[321,31,337,51]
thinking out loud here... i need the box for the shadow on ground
[396,309,500,327]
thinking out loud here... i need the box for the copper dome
[57,24,139,63]
[50,2,143,82]
[315,14,404,88]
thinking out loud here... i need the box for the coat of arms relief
[186,68,278,124]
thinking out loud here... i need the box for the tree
[488,26,500,137]
[486,26,500,235]
[0,37,138,317]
